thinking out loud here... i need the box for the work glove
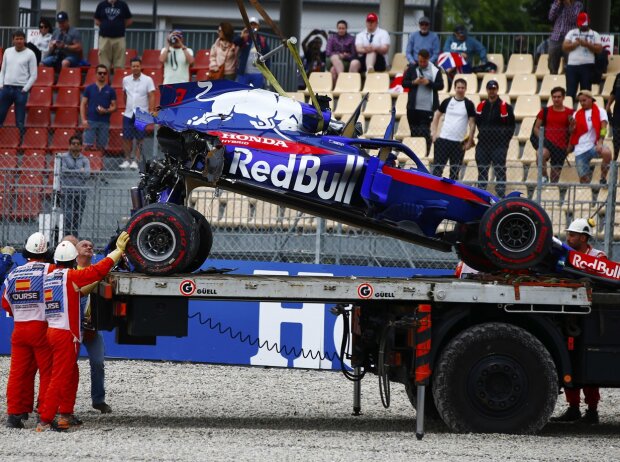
[107,231,130,264]
[1,246,15,256]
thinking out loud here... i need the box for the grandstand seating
[363,92,391,117]
[34,66,54,87]
[55,68,82,88]
[394,93,407,117]
[505,54,534,78]
[3,106,16,126]
[112,69,132,88]
[394,116,411,141]
[51,107,79,128]
[389,53,408,77]
[333,72,362,96]
[509,74,537,98]
[516,117,536,142]
[82,67,98,88]
[110,111,124,129]
[539,74,566,99]
[20,150,47,170]
[49,129,77,151]
[513,95,541,120]
[450,73,478,94]
[486,53,505,74]
[192,49,211,73]
[21,128,48,149]
[0,149,18,169]
[361,73,390,93]
[53,87,81,108]
[140,49,162,68]
[26,107,51,127]
[605,55,620,78]
[305,72,332,94]
[124,49,138,67]
[143,68,163,86]
[333,92,362,117]
[364,114,392,138]
[87,48,99,67]
[479,73,507,97]
[13,173,44,220]
[27,87,53,107]
[0,127,20,149]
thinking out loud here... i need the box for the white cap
[566,218,593,237]
[249,16,259,25]
[54,241,78,262]
[25,232,48,254]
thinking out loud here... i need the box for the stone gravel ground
[0,356,618,461]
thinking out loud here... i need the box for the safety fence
[0,155,617,268]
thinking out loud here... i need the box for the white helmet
[54,241,78,262]
[566,218,593,237]
[25,232,48,254]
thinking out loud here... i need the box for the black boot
[6,414,25,429]
[550,406,581,422]
[580,409,599,424]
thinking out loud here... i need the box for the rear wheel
[185,208,213,273]
[455,224,499,273]
[125,203,199,275]
[478,198,552,270]
[432,322,557,434]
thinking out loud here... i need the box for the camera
[168,32,179,44]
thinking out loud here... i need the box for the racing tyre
[455,224,499,273]
[125,203,199,275]
[185,208,214,273]
[432,323,557,434]
[478,197,552,270]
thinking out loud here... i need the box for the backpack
[529,107,548,150]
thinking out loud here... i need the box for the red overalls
[1,261,54,416]
[38,257,114,425]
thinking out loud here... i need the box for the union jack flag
[437,52,470,74]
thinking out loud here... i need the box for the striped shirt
[548,1,583,41]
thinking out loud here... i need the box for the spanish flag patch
[15,279,30,291]
[44,289,53,301]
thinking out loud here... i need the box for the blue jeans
[41,53,81,68]
[82,331,106,405]
[84,120,110,150]
[236,73,265,89]
[0,85,28,134]
[574,147,598,179]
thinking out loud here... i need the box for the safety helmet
[566,218,594,237]
[54,241,78,262]
[25,232,48,254]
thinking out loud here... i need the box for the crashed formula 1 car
[119,20,619,288]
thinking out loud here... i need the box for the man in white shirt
[159,30,194,84]
[562,12,602,98]
[430,78,476,180]
[569,90,611,184]
[352,13,390,73]
[121,57,155,170]
[0,30,37,136]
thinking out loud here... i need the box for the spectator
[402,49,444,157]
[474,80,516,198]
[442,25,487,72]
[209,22,239,81]
[77,239,113,414]
[569,90,611,185]
[2,233,52,429]
[562,12,602,99]
[0,30,37,137]
[94,0,133,72]
[533,86,574,183]
[430,78,476,180]
[406,16,440,65]
[0,245,15,283]
[31,18,53,60]
[548,0,583,75]
[81,64,117,151]
[550,218,603,424]
[534,38,550,65]
[121,57,155,170]
[234,17,270,88]
[605,73,620,160]
[301,29,328,75]
[326,20,359,84]
[160,30,194,85]
[41,11,82,69]
[353,13,390,73]
[60,136,91,238]
[36,234,129,432]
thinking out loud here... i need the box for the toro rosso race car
[119,26,620,287]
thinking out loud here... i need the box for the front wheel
[125,203,199,275]
[478,198,552,270]
[432,322,557,434]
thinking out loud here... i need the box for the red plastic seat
[20,149,48,170]
[192,49,211,73]
[21,128,48,149]
[55,68,82,88]
[0,127,20,148]
[53,87,81,108]
[34,66,54,87]
[112,69,131,88]
[105,128,125,155]
[51,107,79,128]
[140,49,161,69]
[124,49,138,67]
[26,87,53,107]
[3,106,16,125]
[82,67,97,88]
[0,149,18,168]
[114,88,126,110]
[13,174,44,219]
[85,150,104,171]
[87,48,99,67]
[25,107,51,127]
[49,129,77,151]
[109,111,124,129]
[194,69,210,82]
[143,68,163,86]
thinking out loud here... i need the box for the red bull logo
[569,251,620,280]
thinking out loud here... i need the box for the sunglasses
[97,71,108,75]
[70,141,82,145]
[419,22,430,26]
[39,25,47,28]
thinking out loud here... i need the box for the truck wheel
[405,380,440,421]
[185,208,213,273]
[432,322,557,434]
[478,198,552,270]
[125,203,199,275]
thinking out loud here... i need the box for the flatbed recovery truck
[91,271,620,437]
